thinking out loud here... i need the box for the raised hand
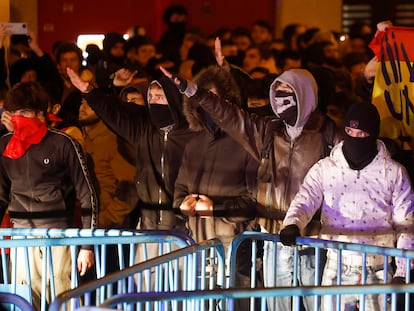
[214,37,225,67]
[66,67,90,93]
[27,30,44,57]
[113,68,138,87]
[214,37,230,70]
[159,66,188,93]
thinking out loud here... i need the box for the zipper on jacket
[158,127,171,224]
[282,140,295,209]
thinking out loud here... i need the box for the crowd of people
[0,4,414,310]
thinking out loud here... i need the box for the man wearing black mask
[161,64,339,311]
[281,102,414,310]
[66,67,196,264]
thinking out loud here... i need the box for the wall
[10,0,37,32]
[177,0,275,36]
[35,0,276,53]
[8,0,342,54]
[275,0,342,37]
[1,0,10,21]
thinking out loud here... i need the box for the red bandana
[3,115,48,159]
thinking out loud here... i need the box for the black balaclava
[102,32,125,66]
[342,102,380,170]
[149,104,174,129]
[273,90,298,126]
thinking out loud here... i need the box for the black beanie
[103,32,125,54]
[9,58,38,86]
[343,102,380,138]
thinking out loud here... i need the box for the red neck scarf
[3,115,48,159]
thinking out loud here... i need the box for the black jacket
[83,77,197,213]
[191,69,340,235]
[0,129,98,229]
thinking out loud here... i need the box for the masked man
[281,102,414,310]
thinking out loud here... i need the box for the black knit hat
[343,102,380,138]
[103,32,125,54]
[9,58,38,86]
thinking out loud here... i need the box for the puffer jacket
[0,129,98,229]
[283,140,414,277]
[190,69,340,235]
[174,66,258,242]
[83,77,197,228]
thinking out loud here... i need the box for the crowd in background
[1,4,414,311]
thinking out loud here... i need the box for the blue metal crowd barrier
[3,229,414,311]
[227,232,414,311]
[49,231,414,311]
[98,283,414,311]
[0,228,195,311]
[49,239,226,311]
[0,292,35,311]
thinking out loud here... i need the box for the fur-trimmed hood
[184,66,242,132]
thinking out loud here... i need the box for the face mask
[342,134,378,170]
[273,90,298,126]
[3,115,47,159]
[149,104,174,129]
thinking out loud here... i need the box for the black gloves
[279,224,300,246]
[170,74,188,93]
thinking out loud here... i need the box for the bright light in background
[77,34,129,65]
[77,34,105,66]
[77,34,105,51]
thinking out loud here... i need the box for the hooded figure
[81,75,196,230]
[95,32,126,90]
[342,102,380,170]
[184,66,241,133]
[269,68,318,140]
[282,101,414,311]
[171,67,339,311]
[174,67,258,310]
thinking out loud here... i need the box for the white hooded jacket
[283,140,414,276]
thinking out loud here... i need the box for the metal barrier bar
[0,292,34,311]
[0,229,195,311]
[98,283,414,310]
[228,232,414,311]
[49,239,226,311]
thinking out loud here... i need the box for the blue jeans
[321,255,393,311]
[263,242,326,311]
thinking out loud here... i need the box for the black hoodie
[83,76,196,215]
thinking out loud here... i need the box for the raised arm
[67,67,148,145]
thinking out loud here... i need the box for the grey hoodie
[269,69,318,136]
